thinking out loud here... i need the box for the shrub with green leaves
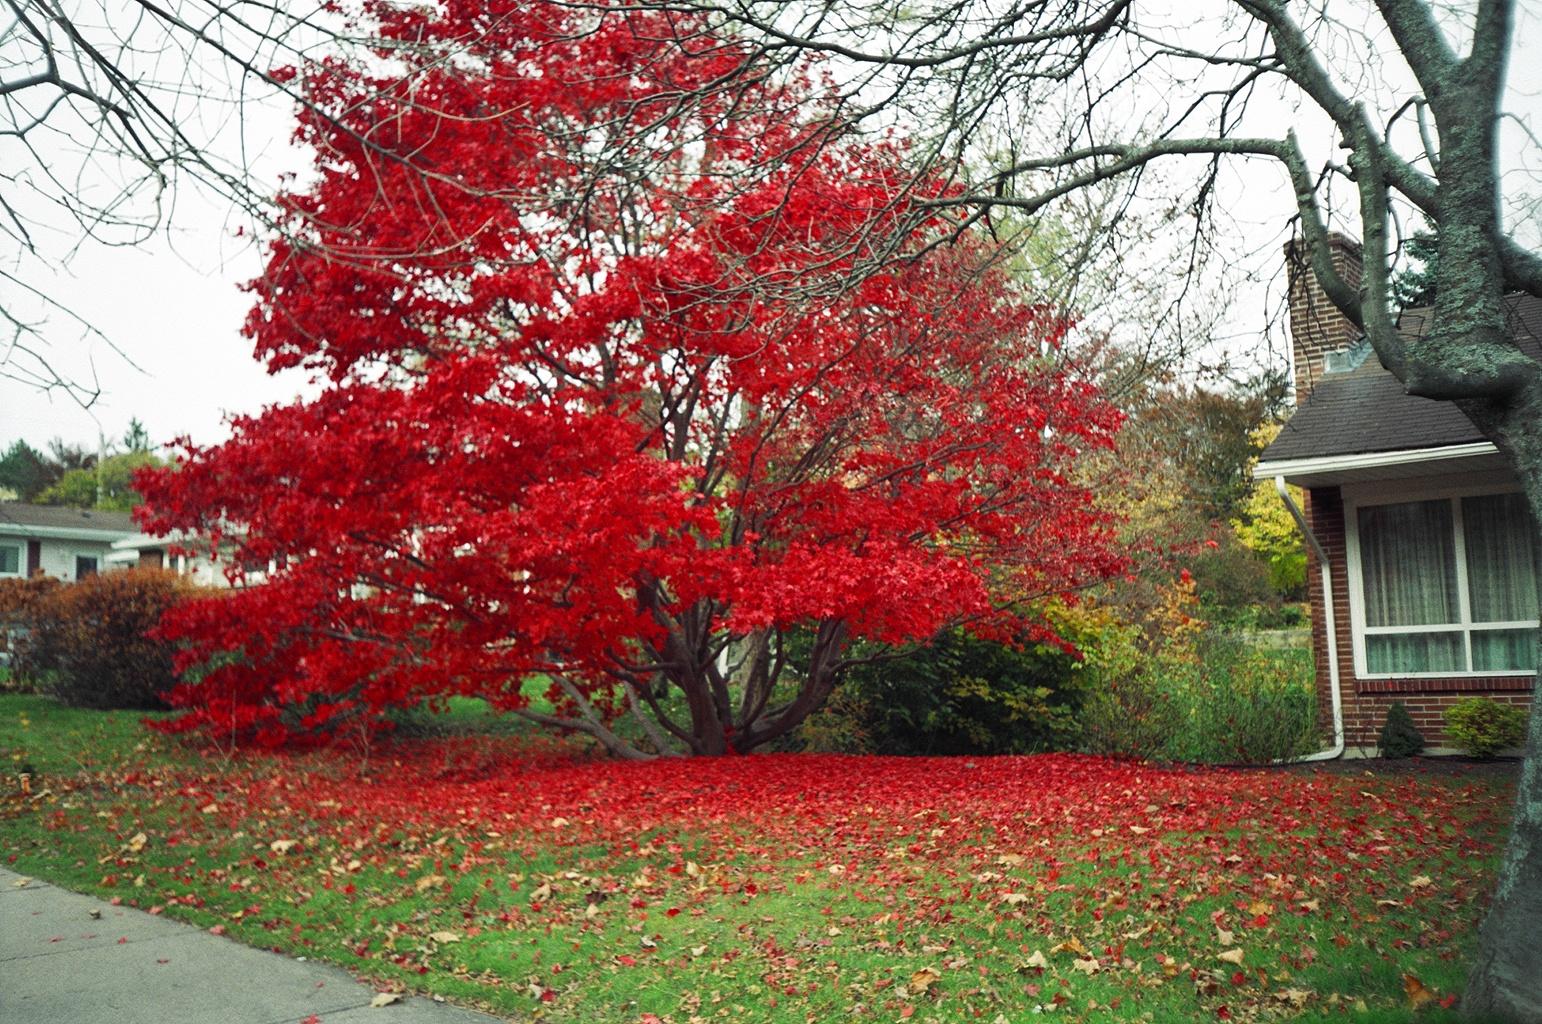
[793,605,1104,756]
[1078,578,1319,765]
[1377,701,1425,759]
[1445,698,1527,759]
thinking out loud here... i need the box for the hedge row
[0,569,198,709]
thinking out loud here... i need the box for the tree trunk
[1463,417,1542,1021]
[1463,668,1542,1018]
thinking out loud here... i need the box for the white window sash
[1346,483,1539,679]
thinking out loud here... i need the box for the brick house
[1255,234,1538,753]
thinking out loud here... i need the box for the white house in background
[106,530,234,587]
[0,502,137,581]
[0,502,242,587]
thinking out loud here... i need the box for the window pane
[1366,632,1464,674]
[0,546,18,574]
[1463,493,1539,622]
[1472,628,1538,672]
[1358,500,1458,627]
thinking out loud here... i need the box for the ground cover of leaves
[0,696,1515,1024]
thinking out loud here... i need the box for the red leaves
[20,735,1508,1022]
[136,0,1126,751]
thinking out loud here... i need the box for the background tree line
[0,418,161,511]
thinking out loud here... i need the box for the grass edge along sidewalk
[0,867,506,1024]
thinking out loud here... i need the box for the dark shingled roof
[0,502,137,533]
[1263,293,1542,462]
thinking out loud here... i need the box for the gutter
[1274,476,1345,762]
[0,524,132,542]
[1254,441,1499,485]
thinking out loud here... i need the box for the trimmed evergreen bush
[1377,701,1425,759]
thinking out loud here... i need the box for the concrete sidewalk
[0,868,506,1024]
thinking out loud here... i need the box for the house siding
[0,533,115,582]
[1305,484,1535,752]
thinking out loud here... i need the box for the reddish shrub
[0,574,64,688]
[20,569,200,709]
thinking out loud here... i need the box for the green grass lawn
[0,694,1518,1023]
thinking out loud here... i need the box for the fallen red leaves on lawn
[18,740,1511,1023]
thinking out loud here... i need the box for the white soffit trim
[1255,441,1501,485]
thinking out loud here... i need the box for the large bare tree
[0,1,356,406]
[635,0,1541,1016]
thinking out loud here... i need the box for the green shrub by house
[1445,698,1527,759]
[1078,577,1319,765]
[1377,701,1425,759]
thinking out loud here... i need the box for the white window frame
[1345,476,1539,679]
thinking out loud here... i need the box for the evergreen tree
[0,440,54,501]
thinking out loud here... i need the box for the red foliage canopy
[138,0,1125,754]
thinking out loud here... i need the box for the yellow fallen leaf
[370,991,404,1008]
[1020,950,1049,970]
[1247,901,1274,917]
[909,968,941,996]
[128,832,148,853]
[549,817,569,828]
[1129,825,1151,835]
[415,874,446,893]
[1218,949,1245,965]
[997,853,1026,867]
[200,803,219,815]
[1403,973,1436,1010]
[1073,958,1101,975]
[1299,899,1320,913]
[690,945,707,957]
[1410,875,1433,890]
[1051,937,1090,957]
[269,839,298,855]
[530,882,552,901]
[1000,893,1031,906]
[1216,927,1235,945]
[428,931,460,944]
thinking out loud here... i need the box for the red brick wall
[1285,234,1363,399]
[1303,485,1535,753]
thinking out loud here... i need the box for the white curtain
[1367,633,1463,674]
[1472,628,1537,672]
[1463,492,1539,622]
[1359,500,1458,627]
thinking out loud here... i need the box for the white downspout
[1275,475,1345,762]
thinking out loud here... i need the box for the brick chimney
[1284,232,1363,401]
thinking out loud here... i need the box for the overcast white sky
[1,2,1539,454]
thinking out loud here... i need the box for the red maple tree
[138,1,1126,755]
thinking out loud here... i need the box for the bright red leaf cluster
[137,0,1125,753]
